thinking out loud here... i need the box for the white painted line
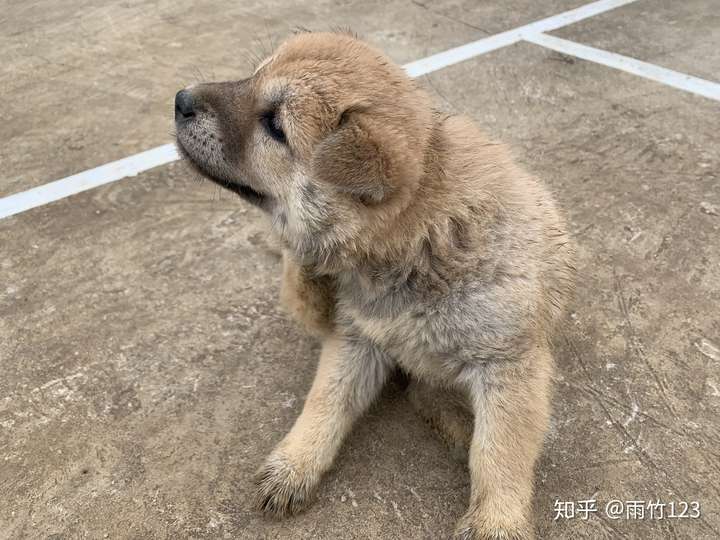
[0,0,639,220]
[0,145,180,220]
[525,33,720,102]
[405,0,638,76]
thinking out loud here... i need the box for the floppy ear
[312,110,415,204]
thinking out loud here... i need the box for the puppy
[175,31,575,539]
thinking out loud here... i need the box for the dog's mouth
[214,177,267,206]
[175,139,271,209]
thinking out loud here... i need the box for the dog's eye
[260,110,286,144]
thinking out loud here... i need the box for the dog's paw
[454,514,532,540]
[453,527,531,540]
[253,453,317,517]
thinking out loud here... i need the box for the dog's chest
[335,271,519,381]
[346,307,436,375]
[338,292,469,382]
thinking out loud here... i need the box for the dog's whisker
[241,48,263,71]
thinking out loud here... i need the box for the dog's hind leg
[407,379,473,462]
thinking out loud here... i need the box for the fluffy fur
[175,31,576,539]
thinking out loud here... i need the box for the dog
[174,31,576,540]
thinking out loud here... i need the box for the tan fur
[407,379,473,461]
[280,252,336,338]
[175,31,576,540]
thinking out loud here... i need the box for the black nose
[175,89,195,121]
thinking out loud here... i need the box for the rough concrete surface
[1,1,719,539]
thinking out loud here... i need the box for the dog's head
[175,32,433,267]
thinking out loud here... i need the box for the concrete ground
[1,1,719,539]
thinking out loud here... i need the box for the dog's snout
[175,89,195,121]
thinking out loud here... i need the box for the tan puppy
[175,31,575,540]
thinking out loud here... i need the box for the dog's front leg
[455,344,553,540]
[254,334,391,516]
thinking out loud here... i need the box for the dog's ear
[311,108,419,204]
